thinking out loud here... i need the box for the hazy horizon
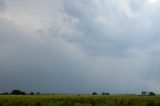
[1,0,160,94]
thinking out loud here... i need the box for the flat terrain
[0,95,160,106]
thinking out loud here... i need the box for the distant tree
[92,92,98,95]
[1,92,8,95]
[20,91,26,95]
[148,92,156,96]
[106,92,109,95]
[36,92,40,95]
[141,91,147,96]
[11,90,21,95]
[30,92,34,95]
[102,92,109,95]
[11,90,26,95]
[102,92,105,95]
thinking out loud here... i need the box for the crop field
[0,95,160,106]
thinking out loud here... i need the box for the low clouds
[0,0,160,93]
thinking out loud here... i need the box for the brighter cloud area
[0,0,160,94]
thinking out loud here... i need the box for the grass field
[0,95,160,106]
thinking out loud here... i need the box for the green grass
[0,95,160,106]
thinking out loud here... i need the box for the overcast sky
[0,0,160,94]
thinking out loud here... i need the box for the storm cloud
[0,0,160,94]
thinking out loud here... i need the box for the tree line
[0,90,156,96]
[0,90,40,95]
[92,91,156,96]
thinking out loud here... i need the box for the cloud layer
[0,0,160,93]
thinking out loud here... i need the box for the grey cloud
[0,0,160,94]
[0,0,5,10]
[0,0,89,93]
[64,0,160,57]
[128,0,145,11]
[63,0,150,56]
[63,0,160,92]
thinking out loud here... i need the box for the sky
[0,0,160,94]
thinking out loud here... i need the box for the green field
[0,95,160,106]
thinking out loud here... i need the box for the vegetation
[0,90,38,95]
[101,92,110,95]
[148,92,156,96]
[141,91,156,96]
[0,95,160,106]
[92,92,98,95]
[0,90,157,106]
[11,90,26,95]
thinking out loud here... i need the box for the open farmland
[0,95,160,106]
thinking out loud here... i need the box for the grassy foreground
[0,95,160,106]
